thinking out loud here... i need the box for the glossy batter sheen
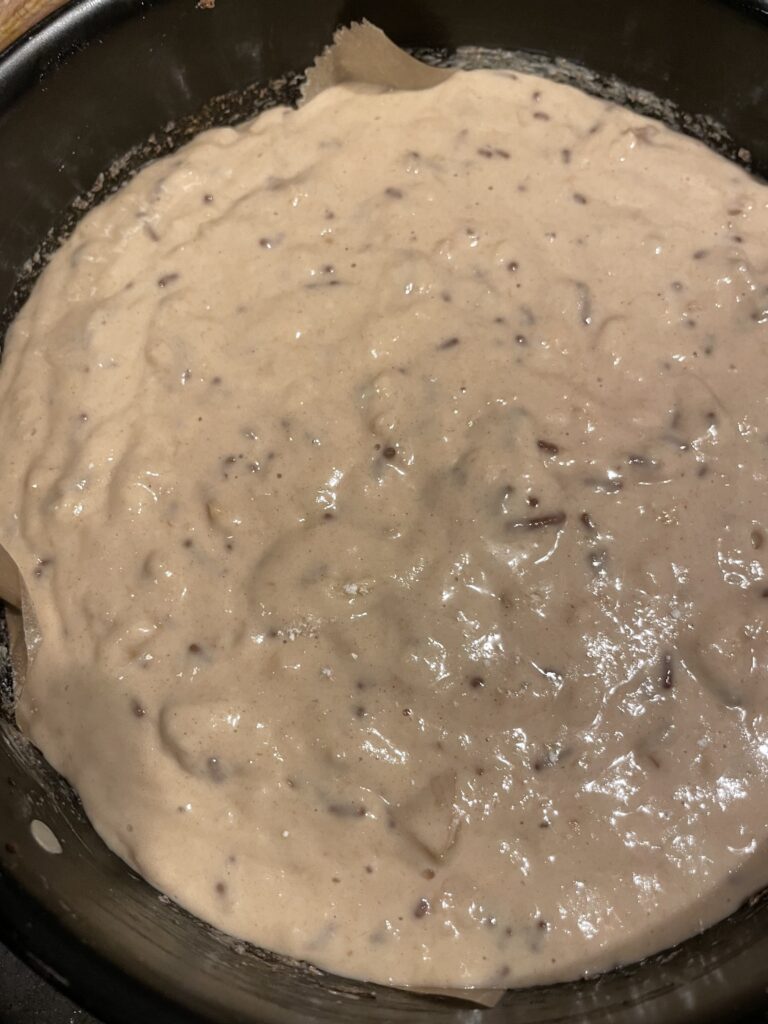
[1,69,768,990]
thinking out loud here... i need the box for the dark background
[1,944,96,1023]
[2,938,768,1024]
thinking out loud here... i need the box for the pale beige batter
[1,69,768,990]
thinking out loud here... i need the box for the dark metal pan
[1,1,767,1021]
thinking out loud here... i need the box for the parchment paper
[0,543,19,607]
[0,542,40,700]
[0,19,506,1006]
[301,20,453,104]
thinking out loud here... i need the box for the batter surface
[1,69,768,989]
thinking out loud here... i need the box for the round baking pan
[1,1,767,1021]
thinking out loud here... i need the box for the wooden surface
[0,0,69,51]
